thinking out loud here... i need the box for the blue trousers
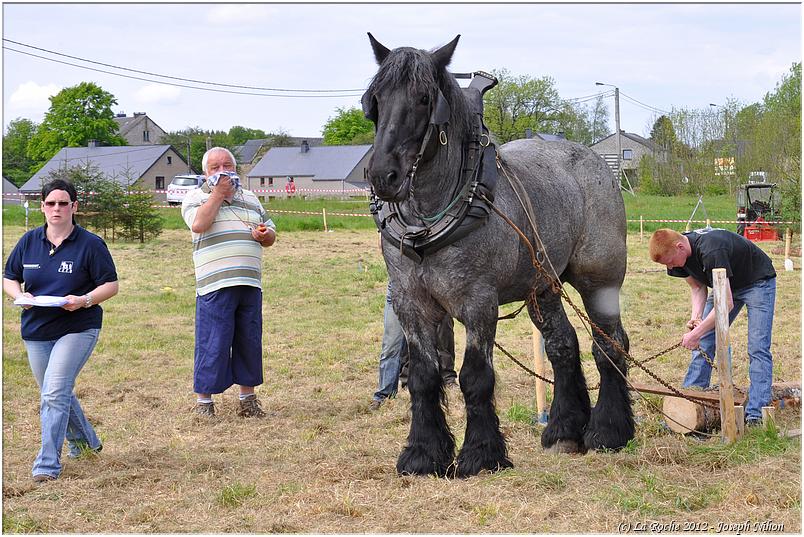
[683,278,776,421]
[24,328,102,478]
[194,286,263,394]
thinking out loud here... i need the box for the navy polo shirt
[4,225,118,341]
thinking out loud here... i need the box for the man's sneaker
[32,474,57,484]
[237,394,265,418]
[194,401,215,417]
[369,399,382,411]
[746,417,763,428]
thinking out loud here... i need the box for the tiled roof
[248,144,372,181]
[19,145,174,192]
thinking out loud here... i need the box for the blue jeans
[24,328,102,478]
[373,289,407,402]
[683,278,776,421]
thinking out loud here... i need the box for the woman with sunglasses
[3,178,119,483]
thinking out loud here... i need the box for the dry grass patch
[2,226,800,533]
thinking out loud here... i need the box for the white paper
[14,295,69,307]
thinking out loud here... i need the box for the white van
[166,175,205,205]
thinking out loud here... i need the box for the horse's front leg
[455,302,512,477]
[396,321,455,477]
[529,289,590,453]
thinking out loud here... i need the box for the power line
[3,38,364,93]
[619,91,669,115]
[564,90,613,103]
[4,46,364,99]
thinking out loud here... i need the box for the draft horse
[363,34,632,477]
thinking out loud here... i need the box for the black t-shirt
[4,225,118,340]
[667,229,776,289]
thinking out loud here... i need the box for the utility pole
[596,81,634,195]
[187,138,192,173]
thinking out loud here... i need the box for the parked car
[166,175,205,205]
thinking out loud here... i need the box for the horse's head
[362,33,460,202]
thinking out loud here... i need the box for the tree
[322,107,375,145]
[228,126,268,145]
[483,68,565,143]
[649,115,677,152]
[27,82,126,165]
[3,118,39,186]
[161,128,236,173]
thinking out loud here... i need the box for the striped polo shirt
[182,187,275,296]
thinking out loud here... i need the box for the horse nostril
[385,171,397,183]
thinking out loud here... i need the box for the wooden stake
[762,406,776,427]
[639,215,643,242]
[713,268,737,443]
[734,405,745,437]
[532,326,548,424]
[322,208,329,232]
[785,228,793,271]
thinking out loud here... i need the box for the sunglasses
[43,201,73,207]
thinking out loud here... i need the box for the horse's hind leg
[580,287,634,451]
[455,303,512,477]
[529,290,590,453]
[396,322,455,477]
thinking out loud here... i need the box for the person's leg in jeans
[738,278,776,421]
[437,315,457,385]
[24,329,101,478]
[682,293,742,389]
[373,290,406,402]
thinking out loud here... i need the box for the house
[3,175,21,204]
[113,112,167,145]
[247,141,372,199]
[18,142,190,202]
[234,136,325,177]
[589,130,666,185]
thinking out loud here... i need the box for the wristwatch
[84,293,94,308]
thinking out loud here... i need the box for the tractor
[736,171,781,242]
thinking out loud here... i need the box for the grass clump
[687,422,796,469]
[506,401,533,424]
[217,483,257,508]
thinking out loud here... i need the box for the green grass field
[1,193,759,235]
[1,195,800,533]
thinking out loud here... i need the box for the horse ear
[367,32,391,64]
[431,35,460,70]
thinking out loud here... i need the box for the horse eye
[420,95,430,106]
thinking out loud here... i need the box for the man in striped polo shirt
[182,147,276,418]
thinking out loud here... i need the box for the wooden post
[322,208,329,232]
[639,215,643,242]
[762,406,776,427]
[532,326,549,424]
[784,228,793,271]
[734,405,745,437]
[713,268,738,443]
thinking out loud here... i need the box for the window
[622,149,633,161]
[268,177,274,187]
[260,178,265,186]
[156,176,165,190]
[143,130,150,142]
[167,156,172,165]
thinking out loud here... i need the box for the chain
[479,191,721,411]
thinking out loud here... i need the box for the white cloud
[8,81,61,111]
[134,84,181,105]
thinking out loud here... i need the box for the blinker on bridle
[362,87,451,189]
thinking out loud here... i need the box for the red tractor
[736,172,781,242]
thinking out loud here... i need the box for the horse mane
[367,46,474,139]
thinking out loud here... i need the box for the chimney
[524,128,533,139]
[115,112,126,118]
[133,112,146,117]
[301,140,310,153]
[88,139,98,148]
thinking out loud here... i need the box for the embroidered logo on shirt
[23,263,40,269]
[58,261,73,274]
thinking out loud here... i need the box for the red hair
[648,228,684,262]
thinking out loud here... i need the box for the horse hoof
[544,439,585,454]
[396,445,453,477]
[455,455,513,478]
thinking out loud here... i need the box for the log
[660,382,800,435]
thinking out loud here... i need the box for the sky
[2,2,801,140]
